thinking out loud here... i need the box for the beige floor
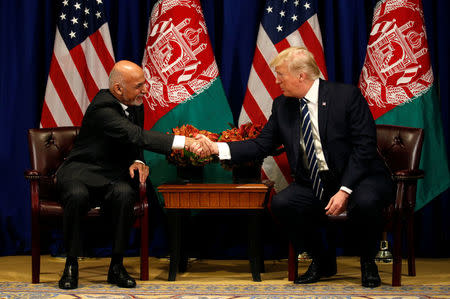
[1,255,450,286]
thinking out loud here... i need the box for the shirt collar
[119,101,128,111]
[118,101,128,115]
[303,78,320,104]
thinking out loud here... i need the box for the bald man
[55,61,200,289]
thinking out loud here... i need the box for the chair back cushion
[376,124,424,173]
[27,127,80,201]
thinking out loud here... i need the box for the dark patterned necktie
[300,97,324,199]
[125,107,134,123]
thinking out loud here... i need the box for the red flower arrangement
[219,122,264,172]
[218,122,264,142]
[167,124,219,167]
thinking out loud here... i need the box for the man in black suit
[56,60,201,289]
[197,47,394,288]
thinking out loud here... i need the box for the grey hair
[108,67,125,89]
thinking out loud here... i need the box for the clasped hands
[185,134,218,158]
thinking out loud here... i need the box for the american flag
[40,0,115,128]
[239,0,327,192]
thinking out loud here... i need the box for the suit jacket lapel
[318,79,329,146]
[287,97,301,172]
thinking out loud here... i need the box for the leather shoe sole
[362,279,381,288]
[294,274,321,284]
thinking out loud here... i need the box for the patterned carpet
[1,256,450,298]
[1,282,449,298]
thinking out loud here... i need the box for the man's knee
[270,192,291,217]
[108,181,137,207]
[59,180,90,209]
[350,175,394,214]
[348,191,385,223]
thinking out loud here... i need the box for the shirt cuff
[217,142,231,160]
[172,135,185,150]
[134,160,145,165]
[340,186,352,195]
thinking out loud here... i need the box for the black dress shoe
[294,260,321,284]
[294,259,337,284]
[58,263,79,289]
[107,263,136,288]
[361,260,381,288]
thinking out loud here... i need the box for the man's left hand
[325,190,349,216]
[129,161,149,183]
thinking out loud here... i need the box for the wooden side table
[158,183,271,282]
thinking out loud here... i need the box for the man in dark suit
[56,60,201,289]
[197,47,394,288]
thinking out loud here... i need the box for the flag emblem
[143,0,217,115]
[359,0,433,119]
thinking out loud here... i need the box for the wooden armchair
[24,126,149,283]
[287,124,425,286]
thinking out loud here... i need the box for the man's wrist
[217,142,231,160]
[172,135,185,150]
[339,186,352,195]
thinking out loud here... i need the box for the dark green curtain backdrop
[0,0,448,257]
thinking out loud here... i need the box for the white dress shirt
[301,79,328,172]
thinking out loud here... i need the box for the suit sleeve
[340,87,378,189]
[228,101,282,163]
[89,105,175,155]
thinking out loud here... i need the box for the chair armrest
[135,182,149,219]
[139,182,147,203]
[393,169,424,181]
[24,169,42,214]
[24,169,41,180]
[24,170,57,186]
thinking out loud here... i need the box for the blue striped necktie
[300,98,324,200]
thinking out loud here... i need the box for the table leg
[248,210,263,282]
[167,209,182,281]
[178,211,189,273]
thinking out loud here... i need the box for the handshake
[185,134,219,158]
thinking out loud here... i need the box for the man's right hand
[195,134,218,155]
[185,136,216,157]
[325,190,349,216]
[184,134,218,157]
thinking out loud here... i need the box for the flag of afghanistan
[359,0,450,211]
[142,0,234,188]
